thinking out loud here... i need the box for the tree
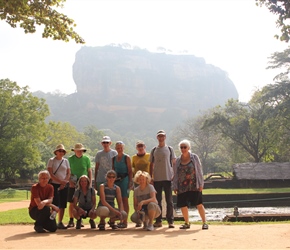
[171,113,224,174]
[256,0,290,42]
[83,125,105,156]
[0,79,49,180]
[202,99,277,162]
[40,121,85,163]
[0,0,84,43]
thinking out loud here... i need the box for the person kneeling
[28,170,59,233]
[96,170,127,230]
[130,171,161,231]
[72,175,97,229]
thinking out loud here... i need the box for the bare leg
[122,197,129,224]
[69,202,74,219]
[58,208,65,223]
[197,204,206,223]
[147,209,157,225]
[180,206,189,224]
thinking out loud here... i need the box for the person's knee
[96,206,110,217]
[130,212,139,223]
[121,210,128,220]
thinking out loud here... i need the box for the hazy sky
[0,0,288,102]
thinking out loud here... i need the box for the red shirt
[28,183,54,211]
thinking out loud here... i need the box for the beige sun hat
[71,143,87,152]
[54,144,66,155]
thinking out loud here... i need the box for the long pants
[29,206,57,232]
[154,180,174,224]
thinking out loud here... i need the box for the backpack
[150,146,174,167]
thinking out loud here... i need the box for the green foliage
[256,0,290,42]
[40,121,85,163]
[0,0,84,43]
[83,125,105,156]
[0,79,49,180]
[202,99,278,162]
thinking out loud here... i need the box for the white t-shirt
[47,157,70,184]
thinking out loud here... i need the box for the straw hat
[53,144,66,155]
[71,143,87,152]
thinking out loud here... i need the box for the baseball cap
[136,140,145,146]
[156,130,166,136]
[102,136,111,142]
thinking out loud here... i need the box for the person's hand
[114,209,121,218]
[137,201,144,211]
[37,201,45,210]
[174,189,178,195]
[52,205,60,213]
[69,180,75,188]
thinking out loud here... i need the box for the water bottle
[50,211,57,220]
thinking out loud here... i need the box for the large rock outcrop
[38,45,239,135]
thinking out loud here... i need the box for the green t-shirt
[68,154,91,178]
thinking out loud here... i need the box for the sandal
[117,222,127,228]
[202,223,208,230]
[111,224,118,230]
[98,224,105,231]
[179,223,190,229]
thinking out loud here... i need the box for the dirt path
[0,202,290,249]
[0,223,290,249]
[0,200,29,212]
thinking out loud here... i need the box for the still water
[175,207,290,222]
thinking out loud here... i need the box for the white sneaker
[147,224,154,231]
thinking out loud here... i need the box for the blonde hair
[178,139,191,152]
[76,175,90,190]
[134,170,151,184]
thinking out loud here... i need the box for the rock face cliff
[40,45,239,136]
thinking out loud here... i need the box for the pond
[175,206,290,222]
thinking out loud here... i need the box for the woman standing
[72,175,97,229]
[112,141,132,227]
[47,144,70,229]
[96,170,127,230]
[130,171,161,231]
[28,170,59,233]
[173,139,208,230]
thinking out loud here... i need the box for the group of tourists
[28,129,208,233]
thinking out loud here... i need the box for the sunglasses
[102,142,109,144]
[58,150,65,153]
[107,175,116,179]
[180,146,187,149]
[137,145,144,148]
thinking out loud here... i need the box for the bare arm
[126,156,133,188]
[94,162,99,189]
[88,168,92,187]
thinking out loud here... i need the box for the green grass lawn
[0,188,290,225]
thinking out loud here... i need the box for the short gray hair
[38,170,50,179]
[178,139,191,152]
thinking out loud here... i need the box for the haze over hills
[34,45,238,137]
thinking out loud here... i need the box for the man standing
[132,140,150,178]
[67,143,92,228]
[149,130,176,228]
[94,136,117,193]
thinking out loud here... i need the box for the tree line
[2,0,290,180]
